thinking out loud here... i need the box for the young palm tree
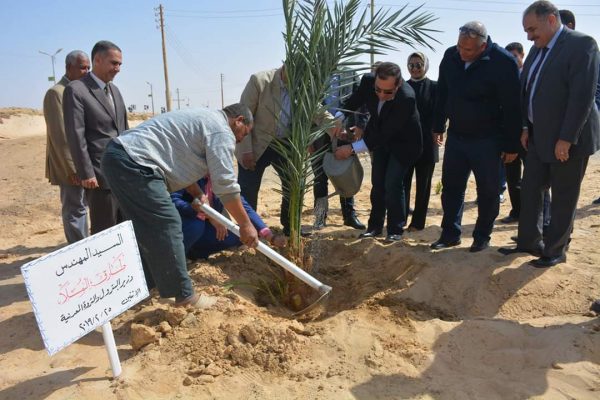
[271,0,437,306]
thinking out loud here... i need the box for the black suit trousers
[404,159,435,229]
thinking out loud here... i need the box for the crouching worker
[101,104,259,308]
[172,175,286,260]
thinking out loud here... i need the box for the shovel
[198,203,332,316]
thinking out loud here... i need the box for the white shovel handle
[199,203,332,295]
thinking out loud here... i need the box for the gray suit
[64,73,128,234]
[518,27,600,257]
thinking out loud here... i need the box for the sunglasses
[459,26,486,39]
[374,84,397,95]
[408,62,424,70]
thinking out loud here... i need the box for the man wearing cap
[431,21,522,253]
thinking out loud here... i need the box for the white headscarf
[407,52,429,82]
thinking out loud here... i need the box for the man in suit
[237,65,337,235]
[64,40,128,234]
[43,50,90,243]
[335,62,423,242]
[430,21,522,253]
[508,1,599,268]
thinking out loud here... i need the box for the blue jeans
[102,141,193,300]
[181,216,242,259]
[238,145,290,232]
[441,134,501,242]
[368,148,409,235]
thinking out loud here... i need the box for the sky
[1,0,599,112]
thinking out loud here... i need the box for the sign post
[21,221,148,377]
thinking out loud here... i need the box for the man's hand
[328,118,343,138]
[520,129,529,151]
[501,152,518,164]
[238,221,259,248]
[433,133,444,146]
[191,194,209,213]
[265,232,287,248]
[208,218,228,241]
[81,177,99,189]
[348,126,364,141]
[241,152,256,170]
[555,139,571,162]
[68,173,81,186]
[334,144,354,160]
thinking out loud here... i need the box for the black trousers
[237,146,290,232]
[404,159,435,230]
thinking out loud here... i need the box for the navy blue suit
[171,178,267,259]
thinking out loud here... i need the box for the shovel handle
[199,203,332,295]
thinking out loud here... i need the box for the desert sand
[0,109,598,399]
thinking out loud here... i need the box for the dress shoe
[359,229,382,239]
[498,246,543,258]
[343,214,366,230]
[385,234,403,242]
[510,235,518,243]
[500,215,518,224]
[529,255,566,268]
[590,299,600,313]
[469,240,489,253]
[430,238,461,250]
[593,197,600,205]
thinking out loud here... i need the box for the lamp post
[39,48,63,83]
[146,81,155,116]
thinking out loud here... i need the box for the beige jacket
[236,67,334,164]
[44,76,76,185]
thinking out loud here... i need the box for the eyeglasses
[374,84,397,95]
[408,62,424,70]
[459,26,486,39]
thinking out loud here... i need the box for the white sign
[21,221,149,356]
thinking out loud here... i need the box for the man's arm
[238,74,261,169]
[63,84,97,186]
[497,56,523,156]
[559,36,600,144]
[44,89,77,180]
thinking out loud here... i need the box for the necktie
[526,47,549,101]
[104,84,115,112]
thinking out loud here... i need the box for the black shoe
[469,240,489,253]
[385,234,403,242]
[510,235,518,243]
[343,214,366,230]
[593,197,600,205]
[498,246,543,258]
[590,299,600,313]
[500,215,519,224]
[359,229,382,239]
[430,238,461,250]
[529,255,566,268]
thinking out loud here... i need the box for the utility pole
[157,4,172,111]
[39,48,63,84]
[220,73,225,108]
[175,88,181,110]
[146,81,155,115]
[370,0,375,67]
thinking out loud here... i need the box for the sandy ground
[0,110,599,399]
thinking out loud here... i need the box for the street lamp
[39,48,63,84]
[146,81,155,116]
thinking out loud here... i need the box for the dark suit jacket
[343,74,423,166]
[522,28,600,162]
[408,78,439,164]
[63,73,128,188]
